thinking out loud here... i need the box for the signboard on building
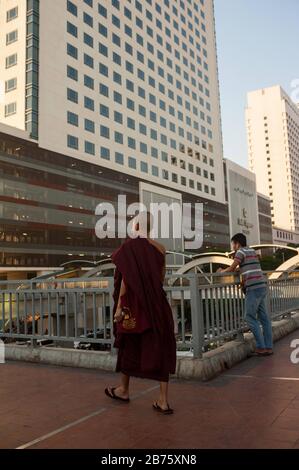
[225,160,260,245]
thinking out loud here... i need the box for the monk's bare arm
[117,279,126,307]
[161,254,166,283]
[114,279,126,322]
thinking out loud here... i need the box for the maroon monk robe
[112,237,176,382]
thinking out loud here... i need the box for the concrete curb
[4,313,299,381]
[176,312,299,380]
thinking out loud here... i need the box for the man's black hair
[231,233,247,247]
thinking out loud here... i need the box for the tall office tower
[0,0,225,201]
[246,85,299,233]
[0,0,230,270]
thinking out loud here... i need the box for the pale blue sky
[214,0,299,167]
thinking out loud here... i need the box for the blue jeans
[245,287,273,349]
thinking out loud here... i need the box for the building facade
[257,193,273,245]
[272,226,299,247]
[0,125,230,272]
[224,159,260,245]
[0,0,232,273]
[0,0,225,203]
[246,85,299,234]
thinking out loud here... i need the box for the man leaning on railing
[218,233,273,357]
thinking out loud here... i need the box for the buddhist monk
[105,212,176,414]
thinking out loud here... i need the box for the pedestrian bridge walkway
[1,330,299,449]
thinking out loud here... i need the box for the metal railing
[0,271,299,358]
[0,278,114,349]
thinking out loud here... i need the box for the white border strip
[16,384,159,450]
[225,374,299,381]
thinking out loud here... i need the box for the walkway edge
[4,313,299,381]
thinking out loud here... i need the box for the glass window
[140,161,148,173]
[149,94,156,105]
[126,79,134,92]
[136,17,143,29]
[113,52,121,65]
[99,43,108,57]
[98,3,107,17]
[127,118,135,130]
[152,166,159,177]
[128,137,136,149]
[84,0,93,7]
[98,23,107,37]
[84,74,94,89]
[113,71,121,84]
[139,105,146,117]
[114,111,123,124]
[125,42,133,55]
[150,111,157,122]
[114,131,123,144]
[67,111,79,126]
[112,14,120,28]
[5,77,17,93]
[5,53,17,69]
[67,43,78,59]
[161,151,168,162]
[84,96,94,110]
[115,152,124,164]
[67,1,77,16]
[84,33,93,48]
[160,117,166,128]
[67,88,78,103]
[125,24,132,37]
[6,6,18,22]
[151,129,157,140]
[137,122,146,135]
[85,118,95,133]
[135,1,142,12]
[126,61,134,73]
[67,134,79,149]
[6,29,18,45]
[100,125,110,138]
[101,146,110,160]
[113,91,122,104]
[112,33,121,46]
[99,83,109,97]
[99,63,108,76]
[124,7,132,19]
[151,147,158,158]
[5,102,17,116]
[67,21,77,38]
[128,157,136,169]
[67,65,78,81]
[140,142,147,154]
[138,87,145,99]
[112,0,120,9]
[127,98,134,111]
[85,141,95,155]
[100,104,109,118]
[161,134,167,145]
[137,69,144,80]
[137,51,144,63]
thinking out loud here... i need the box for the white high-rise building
[246,85,299,233]
[0,0,225,202]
